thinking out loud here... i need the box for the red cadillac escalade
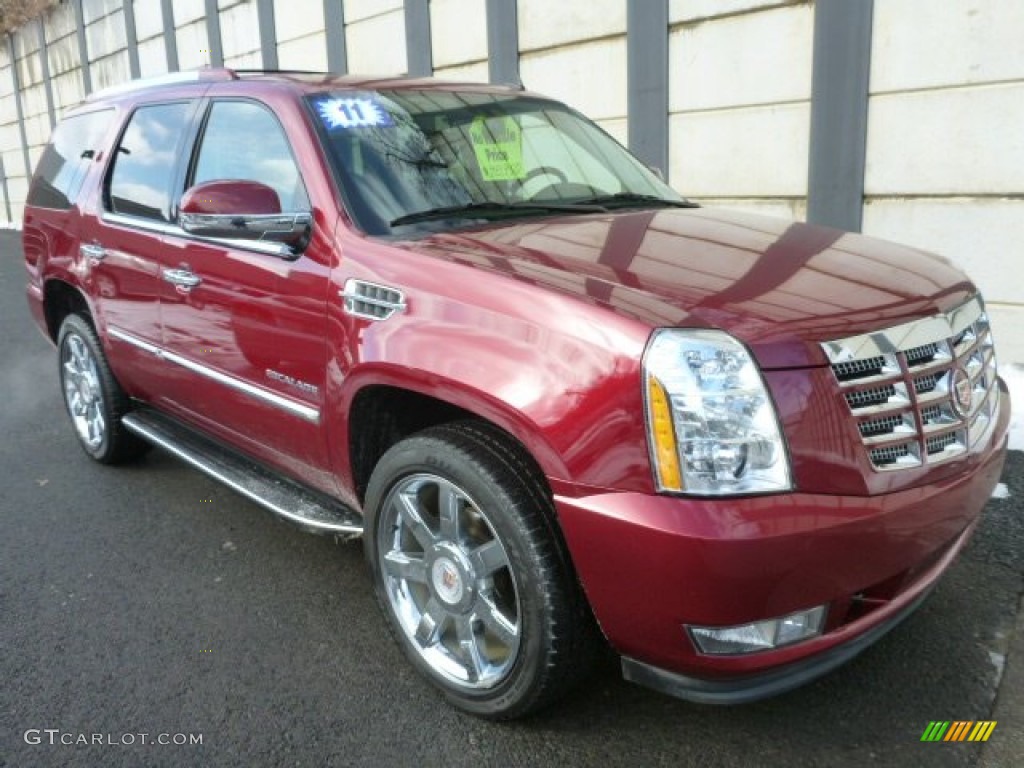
[22,68,1009,719]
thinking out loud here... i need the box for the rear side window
[107,102,193,222]
[27,109,115,210]
[191,100,308,210]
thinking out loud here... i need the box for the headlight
[643,329,792,495]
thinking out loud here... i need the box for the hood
[404,207,976,369]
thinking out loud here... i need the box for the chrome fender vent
[340,279,407,321]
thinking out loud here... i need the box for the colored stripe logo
[921,721,997,742]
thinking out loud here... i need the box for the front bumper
[620,539,947,704]
[554,380,1009,702]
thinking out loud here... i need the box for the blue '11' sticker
[317,97,393,129]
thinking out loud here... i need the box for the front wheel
[364,422,598,719]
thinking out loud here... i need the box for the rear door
[152,97,334,490]
[86,99,199,400]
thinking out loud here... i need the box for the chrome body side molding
[107,327,320,423]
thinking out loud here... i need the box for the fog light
[689,606,827,655]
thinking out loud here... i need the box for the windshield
[307,89,684,235]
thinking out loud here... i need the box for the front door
[154,99,334,491]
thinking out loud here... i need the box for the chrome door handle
[80,243,106,261]
[162,268,202,289]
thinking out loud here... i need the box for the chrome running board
[122,409,363,536]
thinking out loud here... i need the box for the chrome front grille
[844,383,901,410]
[869,443,916,469]
[858,413,909,438]
[822,296,999,471]
[905,342,939,365]
[833,356,886,381]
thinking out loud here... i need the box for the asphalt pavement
[1,230,1022,767]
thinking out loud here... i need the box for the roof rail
[86,68,238,101]
[231,69,330,76]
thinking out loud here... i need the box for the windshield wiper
[390,201,604,227]
[573,192,700,209]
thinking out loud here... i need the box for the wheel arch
[344,373,568,505]
[43,278,93,342]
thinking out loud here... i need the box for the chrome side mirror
[180,211,313,247]
[179,180,312,254]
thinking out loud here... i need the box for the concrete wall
[668,0,813,221]
[345,0,405,74]
[0,30,29,218]
[0,0,1020,360]
[430,0,486,81]
[518,0,627,144]
[276,0,327,71]
[861,0,1024,362]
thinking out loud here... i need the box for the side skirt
[122,407,363,537]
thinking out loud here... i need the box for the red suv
[23,68,1009,718]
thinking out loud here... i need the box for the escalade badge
[266,369,319,396]
[950,367,973,418]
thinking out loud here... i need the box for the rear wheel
[364,422,598,719]
[57,314,148,464]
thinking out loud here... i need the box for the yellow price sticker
[469,116,524,181]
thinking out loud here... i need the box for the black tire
[57,313,149,464]
[364,421,600,719]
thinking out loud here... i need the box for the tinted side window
[108,102,193,221]
[27,109,115,210]
[192,101,308,210]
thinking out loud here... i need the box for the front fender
[329,303,654,495]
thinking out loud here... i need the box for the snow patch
[989,650,1006,686]
[992,483,1010,500]
[1003,364,1024,451]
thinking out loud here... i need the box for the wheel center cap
[431,557,464,605]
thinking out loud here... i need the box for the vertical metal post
[0,155,12,223]
[627,0,669,173]
[324,0,347,73]
[486,0,519,86]
[123,0,141,78]
[404,0,432,76]
[807,0,874,232]
[73,0,92,94]
[204,0,224,67]
[37,18,57,129]
[256,0,278,69]
[160,0,179,71]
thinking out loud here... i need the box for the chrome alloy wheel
[377,473,521,690]
[61,332,106,449]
